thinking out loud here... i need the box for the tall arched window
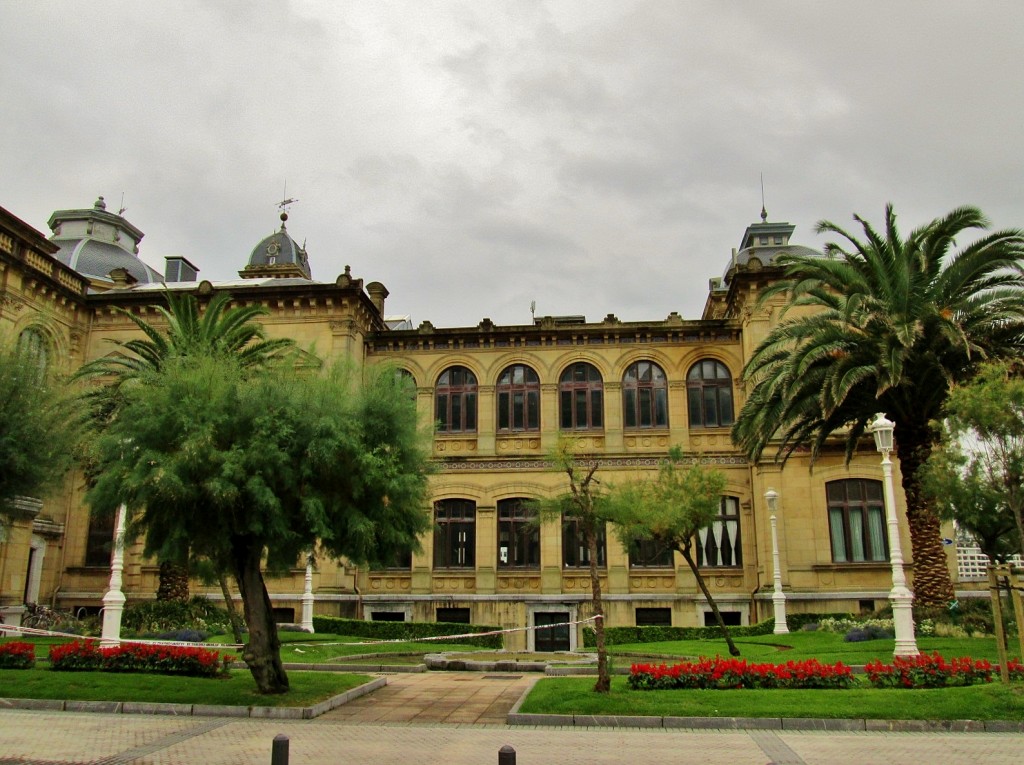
[434,499,476,569]
[623,360,668,429]
[559,362,603,430]
[496,364,540,432]
[17,326,49,382]
[686,359,733,428]
[435,366,477,432]
[395,368,417,400]
[697,497,742,567]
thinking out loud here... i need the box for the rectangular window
[636,607,672,627]
[436,607,471,624]
[827,479,888,563]
[498,499,540,569]
[697,497,742,567]
[434,500,476,569]
[562,516,607,568]
[629,539,674,568]
[84,510,115,567]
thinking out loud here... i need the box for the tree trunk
[217,570,245,645]
[680,544,740,656]
[156,560,190,602]
[232,538,289,694]
[586,527,610,693]
[895,421,956,608]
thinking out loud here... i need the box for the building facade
[0,199,954,650]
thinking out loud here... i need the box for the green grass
[0,668,370,707]
[224,633,480,663]
[520,676,1024,720]
[606,631,1022,665]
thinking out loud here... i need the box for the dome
[242,211,311,279]
[48,196,163,284]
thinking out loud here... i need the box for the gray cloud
[3,0,1022,329]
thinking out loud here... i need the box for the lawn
[606,631,1022,665]
[0,668,370,707]
[208,632,481,663]
[519,676,1024,721]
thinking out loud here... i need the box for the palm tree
[78,290,300,602]
[733,205,1024,608]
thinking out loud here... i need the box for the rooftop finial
[277,181,298,229]
[760,173,767,222]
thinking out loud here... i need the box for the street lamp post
[765,489,789,634]
[868,413,919,657]
[100,503,127,648]
[300,554,315,633]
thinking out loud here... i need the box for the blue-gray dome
[48,197,163,284]
[247,212,310,278]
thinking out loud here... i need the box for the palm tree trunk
[232,538,289,694]
[586,527,610,693]
[895,422,956,608]
[680,543,740,656]
[156,560,190,602]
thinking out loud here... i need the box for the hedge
[311,616,503,648]
[581,613,856,647]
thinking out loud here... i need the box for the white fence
[957,545,1024,581]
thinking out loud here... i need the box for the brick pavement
[2,672,1024,765]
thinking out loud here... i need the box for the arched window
[559,362,603,430]
[435,366,477,433]
[697,497,742,567]
[686,359,733,428]
[17,327,49,381]
[623,360,668,429]
[434,499,476,568]
[395,368,417,400]
[827,479,888,562]
[497,498,540,569]
[496,364,540,432]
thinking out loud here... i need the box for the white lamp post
[100,503,127,648]
[868,413,919,657]
[765,489,789,634]
[300,553,315,633]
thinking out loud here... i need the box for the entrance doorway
[533,611,570,652]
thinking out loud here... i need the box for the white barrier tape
[2,614,603,651]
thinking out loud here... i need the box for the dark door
[534,611,570,652]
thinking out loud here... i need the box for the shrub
[628,657,855,691]
[48,639,227,677]
[843,624,894,642]
[121,597,230,637]
[863,653,1024,689]
[817,617,894,635]
[311,616,503,648]
[0,641,35,669]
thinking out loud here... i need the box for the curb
[0,676,387,720]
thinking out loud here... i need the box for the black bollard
[271,734,289,765]
[498,744,516,765]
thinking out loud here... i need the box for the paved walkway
[2,673,1024,764]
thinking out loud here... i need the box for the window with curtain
[629,538,674,568]
[559,362,604,430]
[686,359,734,428]
[623,360,668,429]
[696,496,742,567]
[435,366,477,433]
[433,499,476,568]
[497,498,540,569]
[496,364,540,432]
[826,479,888,563]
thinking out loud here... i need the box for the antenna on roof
[118,192,127,217]
[760,173,767,222]
[530,300,536,323]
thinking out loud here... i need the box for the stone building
[0,198,948,650]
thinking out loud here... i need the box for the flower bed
[628,657,855,690]
[48,640,227,678]
[0,641,36,669]
[865,653,1024,688]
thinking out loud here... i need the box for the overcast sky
[3,1,1022,328]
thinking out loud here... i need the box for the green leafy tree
[86,354,432,694]
[540,438,614,692]
[922,362,1024,560]
[733,205,1024,607]
[606,448,738,656]
[0,335,79,522]
[77,291,299,602]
